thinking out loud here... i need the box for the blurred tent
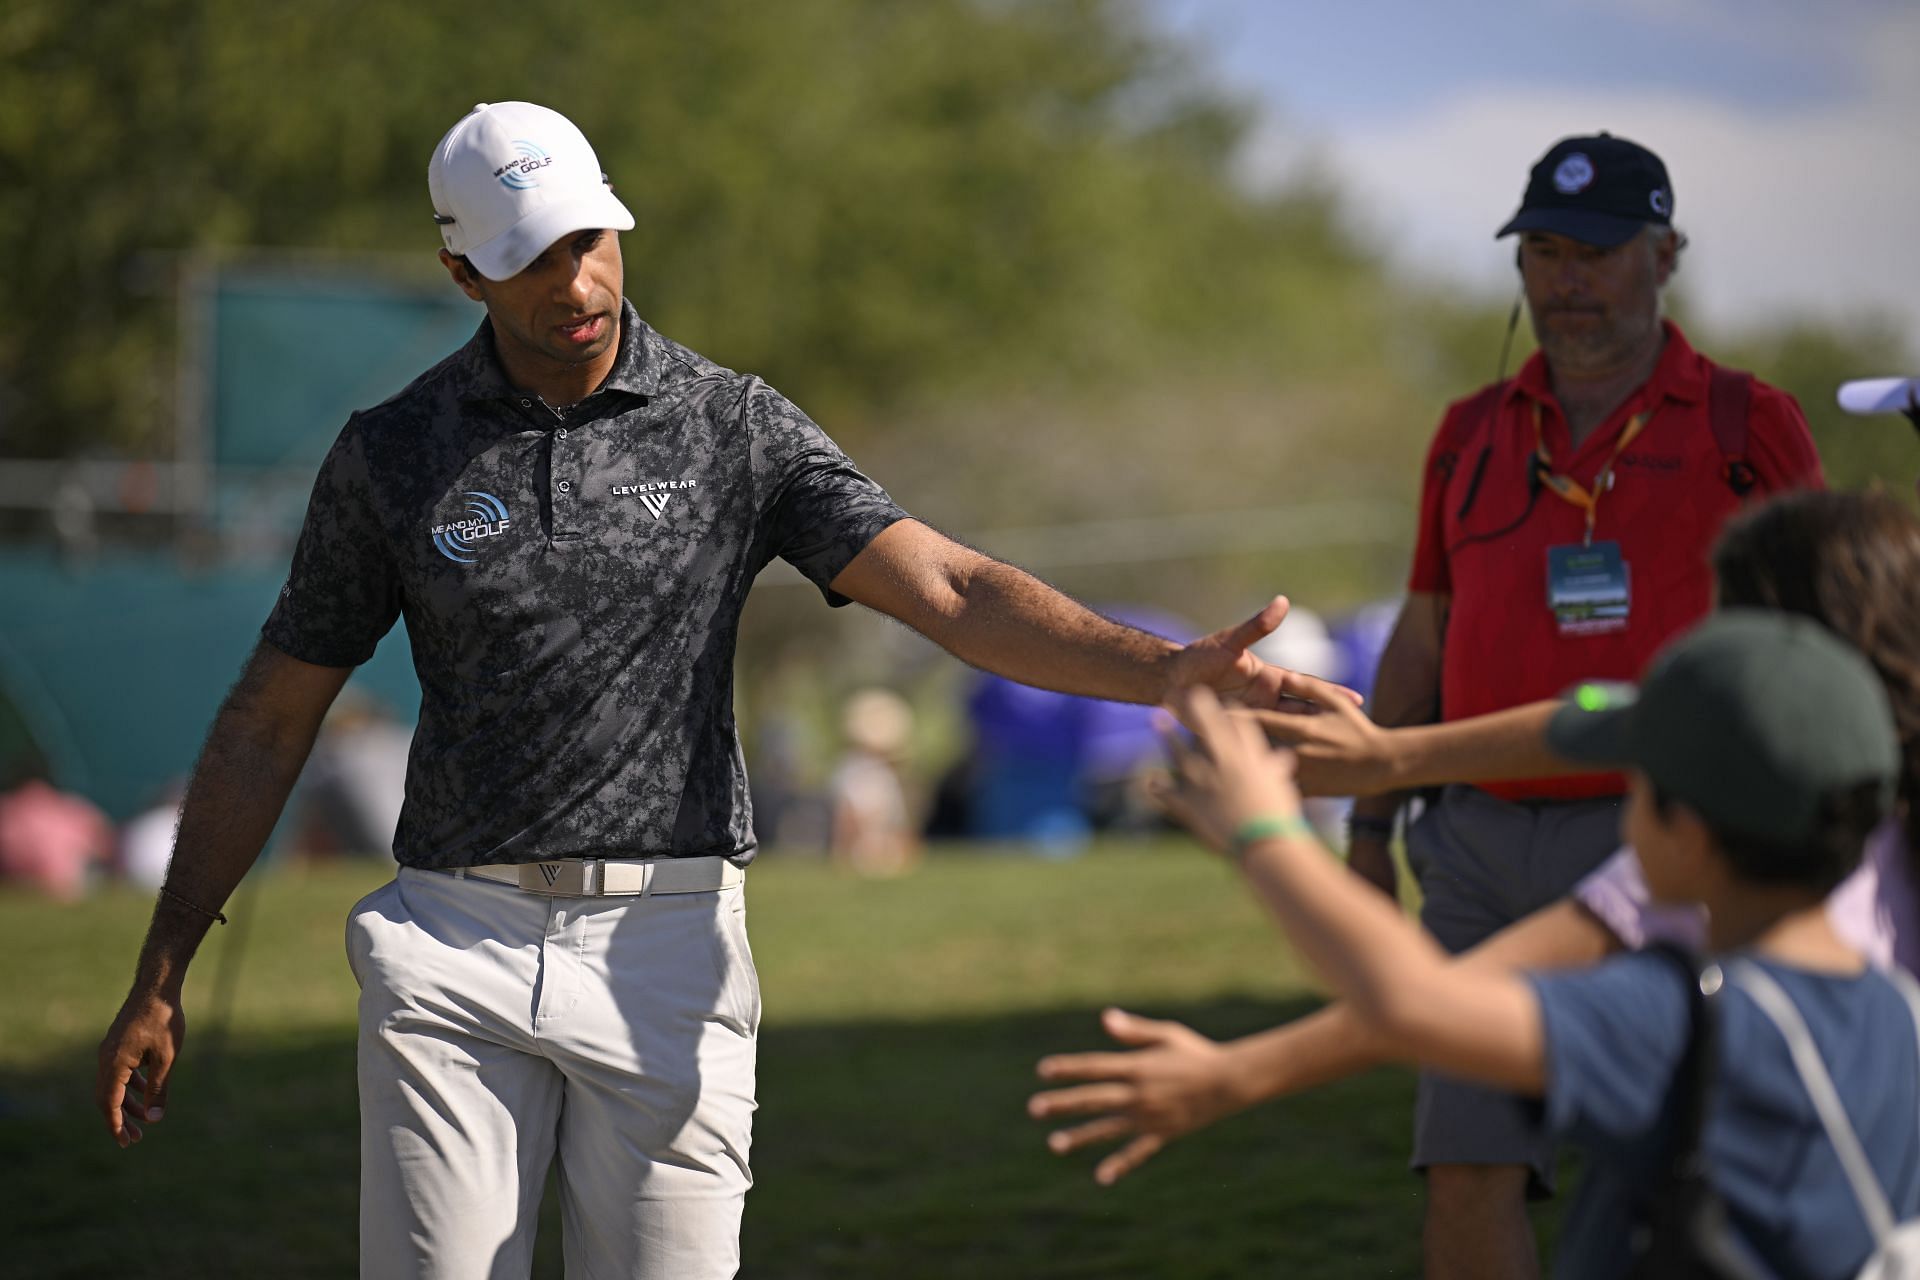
[0,262,467,820]
[201,263,483,538]
[960,605,1192,850]
[0,550,419,821]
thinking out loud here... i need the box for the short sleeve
[1529,952,1692,1152]
[748,383,910,605]
[1746,384,1825,496]
[1572,846,1710,951]
[261,419,402,667]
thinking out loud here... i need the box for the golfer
[93,101,1323,1278]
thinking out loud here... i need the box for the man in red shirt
[1348,134,1823,1279]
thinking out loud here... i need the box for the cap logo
[430,492,512,563]
[493,140,554,191]
[1553,153,1595,195]
[1648,188,1670,216]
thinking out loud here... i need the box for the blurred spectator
[293,692,410,860]
[0,772,112,900]
[828,689,920,876]
[119,780,185,890]
[748,695,829,854]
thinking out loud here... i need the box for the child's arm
[1161,687,1549,1094]
[1244,688,1572,797]
[1030,896,1614,1185]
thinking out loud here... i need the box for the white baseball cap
[1838,377,1920,416]
[427,102,634,280]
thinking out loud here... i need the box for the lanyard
[1533,404,1651,546]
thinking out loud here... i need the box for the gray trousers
[1406,785,1623,1195]
[347,866,759,1278]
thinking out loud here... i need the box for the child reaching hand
[1152,612,1920,1279]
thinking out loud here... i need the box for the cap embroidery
[1553,153,1595,194]
[1649,188,1671,216]
[493,140,553,191]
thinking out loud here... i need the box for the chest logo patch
[613,478,699,521]
[431,492,512,563]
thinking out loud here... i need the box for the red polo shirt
[1407,321,1823,801]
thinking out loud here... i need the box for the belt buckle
[521,860,592,896]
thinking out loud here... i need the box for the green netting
[209,271,481,469]
[0,551,419,820]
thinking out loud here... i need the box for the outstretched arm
[829,519,1333,708]
[1163,689,1548,1089]
[1247,692,1572,798]
[95,641,350,1148]
[1030,897,1616,1182]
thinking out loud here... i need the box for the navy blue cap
[1497,134,1674,248]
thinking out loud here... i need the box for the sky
[1150,0,1920,365]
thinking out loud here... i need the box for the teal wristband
[1229,814,1317,861]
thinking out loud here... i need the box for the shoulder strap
[1463,379,1509,424]
[1648,944,1719,1180]
[1709,367,1757,496]
[1449,380,1512,523]
[1728,960,1896,1241]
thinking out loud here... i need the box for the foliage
[2,0,1904,610]
[0,0,1382,459]
[1722,318,1920,502]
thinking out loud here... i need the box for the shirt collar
[1508,319,1705,411]
[455,297,661,404]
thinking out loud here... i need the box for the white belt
[445,855,743,898]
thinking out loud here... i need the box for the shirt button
[557,428,568,439]
[557,480,571,493]
[519,398,532,408]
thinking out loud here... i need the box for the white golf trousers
[346,865,759,1279]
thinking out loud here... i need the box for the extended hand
[1029,1008,1247,1185]
[1150,687,1308,855]
[96,992,185,1148]
[1239,677,1397,797]
[1165,597,1364,712]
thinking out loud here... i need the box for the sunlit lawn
[0,843,1564,1277]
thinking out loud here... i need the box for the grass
[0,843,1565,1277]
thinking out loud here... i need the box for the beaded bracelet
[159,885,229,926]
[1228,814,1318,862]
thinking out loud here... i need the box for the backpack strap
[1708,367,1758,497]
[1648,943,1719,1182]
[1728,960,1896,1242]
[1450,380,1512,524]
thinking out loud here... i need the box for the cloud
[1247,7,1920,362]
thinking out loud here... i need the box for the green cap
[1547,610,1899,842]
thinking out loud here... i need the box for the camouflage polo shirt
[263,299,908,868]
